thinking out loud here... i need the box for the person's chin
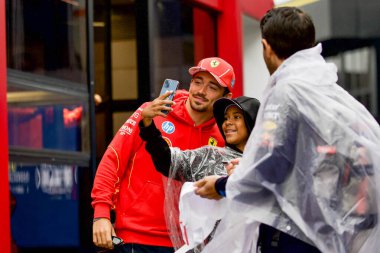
[225,136,237,143]
[193,106,207,112]
[193,97,208,105]
[190,101,208,112]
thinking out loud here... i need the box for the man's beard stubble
[189,93,209,113]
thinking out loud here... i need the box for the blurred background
[1,0,379,252]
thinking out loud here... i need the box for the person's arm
[137,91,176,177]
[195,88,298,200]
[193,175,227,200]
[195,143,294,200]
[140,90,175,127]
[139,119,226,181]
[139,120,171,177]
[91,103,149,248]
[139,91,230,181]
[193,158,239,199]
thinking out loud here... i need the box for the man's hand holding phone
[141,79,179,127]
[159,79,179,114]
[93,218,116,250]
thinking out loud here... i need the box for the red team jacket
[91,90,225,246]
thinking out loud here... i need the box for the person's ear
[262,39,272,55]
[262,39,267,49]
[224,92,232,99]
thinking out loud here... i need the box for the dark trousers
[113,243,174,253]
[257,224,321,253]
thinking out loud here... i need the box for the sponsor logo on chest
[161,121,175,134]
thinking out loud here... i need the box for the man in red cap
[91,57,235,253]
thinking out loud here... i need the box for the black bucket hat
[213,96,260,141]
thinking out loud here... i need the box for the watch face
[112,236,123,246]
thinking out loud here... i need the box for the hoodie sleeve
[91,103,149,219]
[139,120,171,177]
[139,120,230,181]
[170,146,230,181]
[138,119,215,181]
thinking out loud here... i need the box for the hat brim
[188,67,228,88]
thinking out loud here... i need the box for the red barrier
[0,0,11,252]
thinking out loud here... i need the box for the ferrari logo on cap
[210,60,220,68]
[208,137,218,146]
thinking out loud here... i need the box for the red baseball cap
[188,57,235,92]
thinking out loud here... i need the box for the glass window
[326,46,378,116]
[6,0,91,154]
[6,0,88,84]
[150,1,217,96]
[8,102,88,152]
[111,2,138,100]
[7,71,90,153]
[6,0,93,251]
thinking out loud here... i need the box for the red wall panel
[192,0,223,11]
[216,0,273,97]
[241,0,274,20]
[192,0,274,97]
[217,0,244,97]
[0,0,11,252]
[193,8,217,63]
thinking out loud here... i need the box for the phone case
[160,79,179,114]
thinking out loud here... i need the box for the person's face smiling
[188,71,226,113]
[222,105,249,152]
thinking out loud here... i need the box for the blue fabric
[215,176,228,197]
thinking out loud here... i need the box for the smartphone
[159,79,179,114]
[112,236,124,246]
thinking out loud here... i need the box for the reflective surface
[6,1,91,249]
[6,0,88,84]
[7,82,89,152]
[150,1,217,95]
